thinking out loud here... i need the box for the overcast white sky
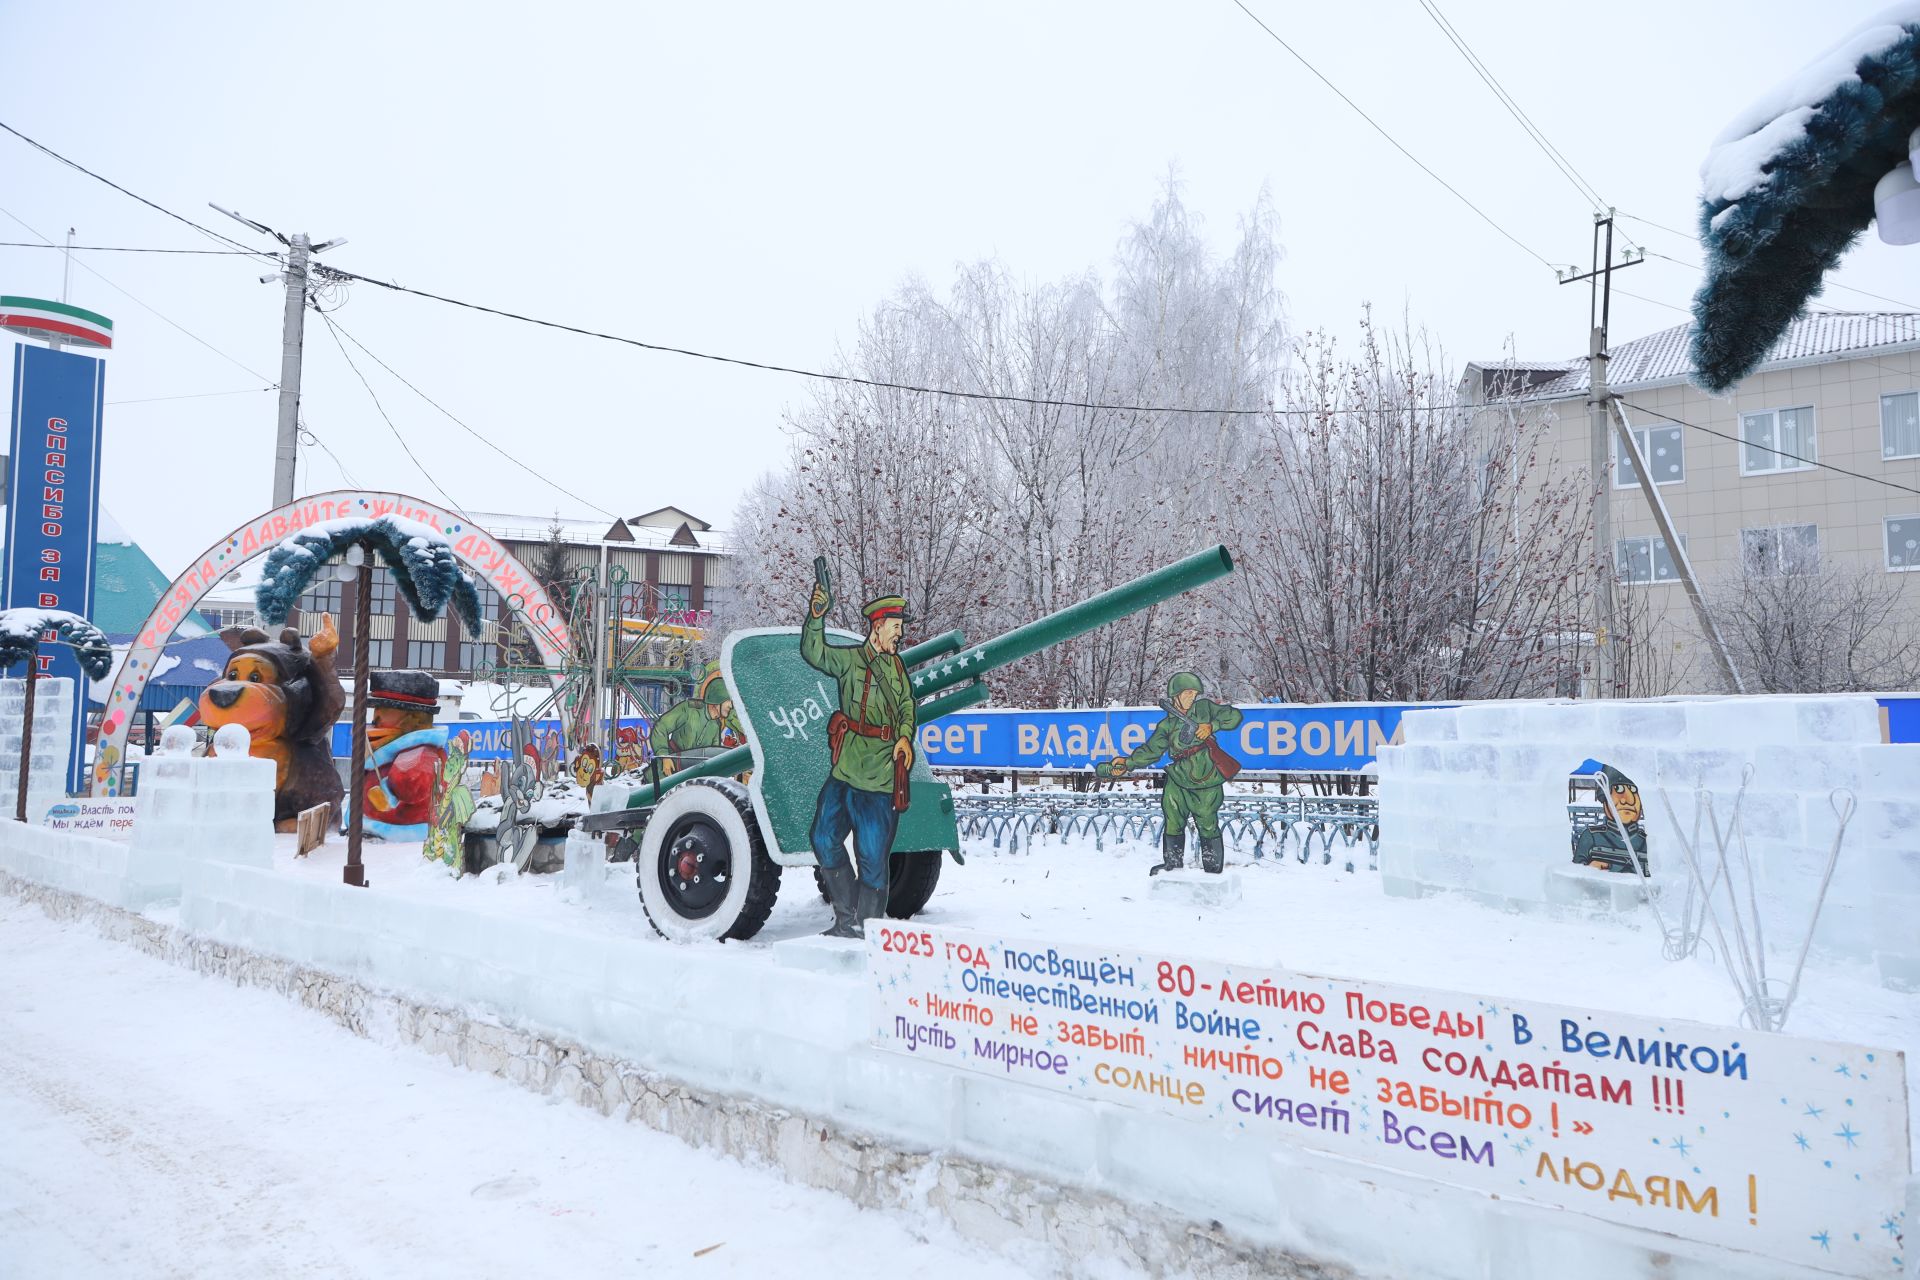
[6,0,1918,577]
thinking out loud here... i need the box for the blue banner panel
[330,717,652,763]
[4,344,104,792]
[913,703,1448,772]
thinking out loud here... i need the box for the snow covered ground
[0,897,1021,1279]
[275,824,1918,1147]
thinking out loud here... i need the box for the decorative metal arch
[91,491,573,796]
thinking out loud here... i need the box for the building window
[408,639,446,670]
[457,639,493,672]
[204,607,257,630]
[369,567,397,615]
[299,577,343,617]
[1883,392,1920,460]
[1739,406,1814,475]
[1615,425,1684,487]
[1888,515,1920,570]
[367,639,394,668]
[1615,534,1686,586]
[658,584,691,615]
[1741,523,1818,576]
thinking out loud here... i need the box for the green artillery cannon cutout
[581,545,1236,942]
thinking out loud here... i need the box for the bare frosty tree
[1705,543,1920,692]
[726,179,1283,707]
[1226,314,1592,702]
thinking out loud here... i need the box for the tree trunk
[15,657,37,823]
[344,558,373,887]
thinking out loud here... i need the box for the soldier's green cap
[702,679,730,707]
[863,596,913,623]
[1168,671,1203,698]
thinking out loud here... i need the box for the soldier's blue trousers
[810,777,897,890]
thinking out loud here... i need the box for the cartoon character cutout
[1570,760,1649,875]
[358,670,448,841]
[571,742,605,799]
[198,615,345,830]
[426,730,476,870]
[613,724,646,775]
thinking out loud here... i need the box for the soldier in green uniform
[1102,672,1244,876]
[1570,762,1649,875]
[650,680,734,774]
[802,579,916,937]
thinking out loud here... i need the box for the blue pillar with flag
[3,298,111,795]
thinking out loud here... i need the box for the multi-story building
[1464,313,1920,693]
[198,505,730,695]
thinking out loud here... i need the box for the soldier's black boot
[819,861,860,938]
[852,879,889,936]
[1200,834,1225,874]
[1150,831,1186,876]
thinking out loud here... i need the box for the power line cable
[1412,0,1605,211]
[321,316,617,519]
[107,386,274,406]
[1226,0,1555,270]
[0,119,278,261]
[0,204,277,385]
[298,418,363,490]
[0,241,258,255]
[316,259,1489,417]
[316,308,467,514]
[1620,399,1920,498]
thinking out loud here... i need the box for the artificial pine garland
[0,608,114,679]
[1693,20,1920,393]
[255,516,483,632]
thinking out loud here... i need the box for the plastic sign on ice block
[869,923,1909,1278]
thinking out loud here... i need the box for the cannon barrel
[900,628,966,668]
[906,544,1234,701]
[617,544,1233,810]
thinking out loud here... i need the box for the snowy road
[0,899,1014,1280]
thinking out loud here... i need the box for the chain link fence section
[950,792,1380,871]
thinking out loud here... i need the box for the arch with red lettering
[91,491,572,796]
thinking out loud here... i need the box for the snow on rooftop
[1474,311,1920,402]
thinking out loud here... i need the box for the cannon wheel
[636,777,780,942]
[811,850,944,920]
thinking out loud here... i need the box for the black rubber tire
[636,777,781,942]
[812,850,944,919]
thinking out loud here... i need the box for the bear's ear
[222,626,269,652]
[280,628,303,650]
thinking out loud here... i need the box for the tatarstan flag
[0,296,113,349]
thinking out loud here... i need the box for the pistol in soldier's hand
[809,583,831,617]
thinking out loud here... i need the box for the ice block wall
[0,676,74,823]
[1373,695,1920,991]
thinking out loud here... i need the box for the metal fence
[951,792,1381,871]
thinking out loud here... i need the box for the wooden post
[15,656,37,823]
[344,557,373,887]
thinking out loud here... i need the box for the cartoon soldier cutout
[1102,672,1243,875]
[801,570,915,938]
[650,679,735,774]
[1571,761,1650,875]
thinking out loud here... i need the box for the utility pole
[1557,212,1642,696]
[210,205,346,509]
[272,233,311,508]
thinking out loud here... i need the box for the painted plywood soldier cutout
[651,680,734,774]
[1571,762,1650,875]
[802,574,915,938]
[1102,672,1243,875]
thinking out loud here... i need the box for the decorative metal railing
[950,792,1381,871]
